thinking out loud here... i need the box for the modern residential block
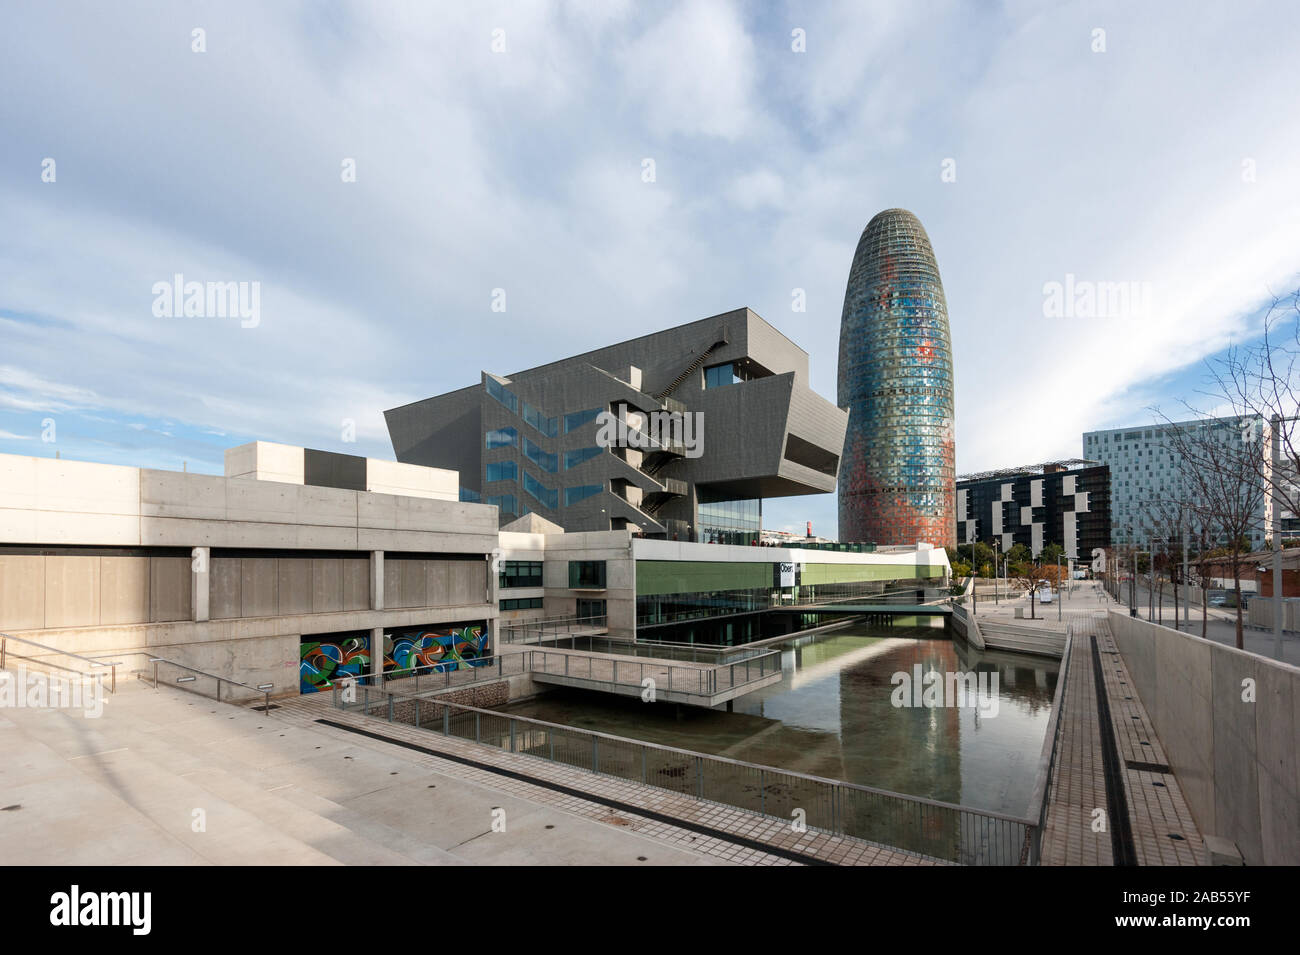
[1083,416,1270,548]
[956,460,1112,561]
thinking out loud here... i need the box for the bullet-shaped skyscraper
[837,209,955,547]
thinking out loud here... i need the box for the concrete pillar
[370,550,384,611]
[191,546,210,622]
[369,626,384,685]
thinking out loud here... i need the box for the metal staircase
[654,338,728,400]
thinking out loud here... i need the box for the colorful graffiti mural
[300,622,490,693]
[385,624,490,679]
[300,635,370,694]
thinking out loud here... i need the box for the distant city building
[759,526,836,547]
[837,208,955,548]
[1083,416,1269,548]
[956,460,1111,561]
[386,308,847,545]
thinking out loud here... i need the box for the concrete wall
[383,557,488,609]
[541,531,636,637]
[0,451,498,696]
[224,441,305,484]
[0,553,191,630]
[366,458,457,501]
[1247,596,1300,633]
[1107,610,1300,865]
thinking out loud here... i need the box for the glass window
[459,487,480,503]
[486,427,518,449]
[523,473,558,510]
[485,377,518,413]
[522,401,559,438]
[499,596,543,611]
[576,598,606,621]
[485,460,517,483]
[499,560,543,588]
[568,560,607,588]
[564,446,604,470]
[704,363,741,389]
[486,493,517,517]
[565,484,602,506]
[523,438,558,473]
[564,408,601,433]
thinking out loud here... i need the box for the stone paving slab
[276,694,946,867]
[0,679,722,866]
[1041,613,1204,865]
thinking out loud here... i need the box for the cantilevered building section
[837,209,956,548]
[386,308,848,543]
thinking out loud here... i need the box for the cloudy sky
[2,0,1298,537]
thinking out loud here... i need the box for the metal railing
[496,631,772,664]
[523,646,781,698]
[500,613,608,644]
[335,689,1034,865]
[636,584,930,627]
[143,656,274,711]
[1025,628,1075,864]
[0,631,122,693]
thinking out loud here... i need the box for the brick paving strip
[1041,613,1204,865]
[272,695,947,867]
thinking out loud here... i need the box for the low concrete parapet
[1106,609,1300,866]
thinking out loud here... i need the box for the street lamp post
[993,538,1001,606]
[1057,554,1063,622]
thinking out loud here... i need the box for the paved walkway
[1041,612,1204,865]
[0,678,715,865]
[278,693,944,867]
[0,672,936,866]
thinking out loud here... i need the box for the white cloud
[620,0,758,140]
[0,0,1297,535]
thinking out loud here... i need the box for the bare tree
[1158,413,1268,648]
[1142,494,1195,630]
[1205,289,1300,519]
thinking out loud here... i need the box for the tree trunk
[1172,567,1179,631]
[1233,565,1244,650]
[1201,576,1208,639]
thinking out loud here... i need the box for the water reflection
[498,621,1058,816]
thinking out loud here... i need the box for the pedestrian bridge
[771,603,952,620]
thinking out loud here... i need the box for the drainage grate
[1124,760,1172,774]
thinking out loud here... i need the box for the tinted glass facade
[697,495,761,546]
[838,209,955,547]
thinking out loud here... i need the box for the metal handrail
[146,656,273,711]
[499,614,609,645]
[339,691,1034,864]
[0,631,122,693]
[1024,628,1075,864]
[520,646,781,697]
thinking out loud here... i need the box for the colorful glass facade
[837,209,956,547]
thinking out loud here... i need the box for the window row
[500,597,543,611]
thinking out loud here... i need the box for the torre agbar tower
[837,209,956,547]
